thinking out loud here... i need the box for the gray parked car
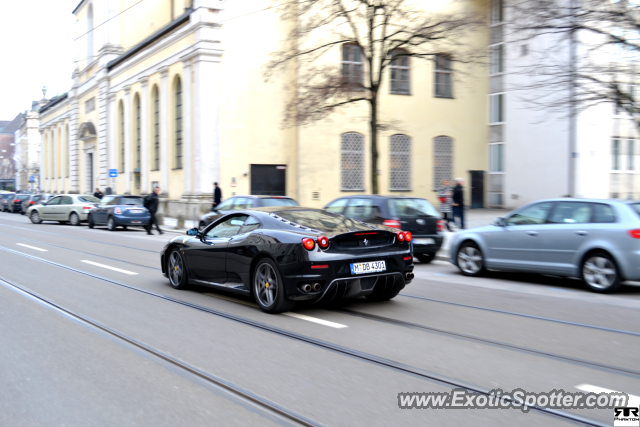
[449,198,640,293]
[27,194,101,225]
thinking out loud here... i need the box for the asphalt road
[1,212,639,426]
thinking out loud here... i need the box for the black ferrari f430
[161,207,415,313]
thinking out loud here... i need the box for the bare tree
[508,0,640,129]
[263,0,483,193]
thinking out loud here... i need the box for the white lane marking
[16,243,48,252]
[204,293,257,308]
[282,312,348,329]
[576,384,640,407]
[80,260,138,275]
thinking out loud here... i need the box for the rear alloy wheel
[69,212,81,226]
[416,253,435,264]
[167,249,189,289]
[457,242,486,277]
[87,214,94,229]
[107,217,116,231]
[252,258,295,314]
[30,210,42,224]
[581,252,621,293]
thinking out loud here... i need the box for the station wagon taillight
[383,219,401,228]
[629,229,640,239]
[437,219,445,232]
[83,206,93,210]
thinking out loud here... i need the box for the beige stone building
[38,0,492,216]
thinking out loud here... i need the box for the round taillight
[302,238,316,250]
[396,231,405,242]
[404,232,412,242]
[317,236,329,249]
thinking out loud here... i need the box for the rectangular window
[491,0,503,24]
[390,50,410,95]
[612,139,621,170]
[490,44,504,74]
[434,55,453,98]
[342,44,364,90]
[489,143,504,172]
[628,139,635,170]
[490,94,504,123]
[85,97,95,113]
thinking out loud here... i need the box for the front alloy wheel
[581,253,621,293]
[30,210,42,224]
[252,259,294,314]
[457,242,486,277]
[167,250,188,289]
[107,217,116,231]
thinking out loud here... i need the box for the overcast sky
[0,1,78,120]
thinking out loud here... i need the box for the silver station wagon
[449,198,640,293]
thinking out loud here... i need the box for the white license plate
[129,209,144,214]
[350,260,386,275]
[131,221,141,224]
[413,238,435,245]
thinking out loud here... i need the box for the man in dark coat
[93,188,104,199]
[144,186,163,235]
[213,182,222,209]
[451,178,465,230]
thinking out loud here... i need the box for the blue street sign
[109,169,118,178]
[28,176,35,182]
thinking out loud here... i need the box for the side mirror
[495,217,507,227]
[186,228,199,236]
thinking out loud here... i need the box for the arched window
[433,136,454,190]
[341,132,365,191]
[153,86,160,171]
[87,4,94,63]
[390,135,411,191]
[342,44,363,90]
[118,101,124,172]
[175,77,182,169]
[390,49,410,95]
[134,94,140,171]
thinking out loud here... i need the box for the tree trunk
[370,96,379,194]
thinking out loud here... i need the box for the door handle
[576,231,589,236]
[527,231,538,236]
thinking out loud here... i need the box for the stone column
[108,92,117,192]
[69,96,80,194]
[98,77,109,189]
[192,53,221,199]
[181,58,192,197]
[159,66,169,195]
[53,126,59,193]
[61,124,66,192]
[139,76,149,194]
[123,85,132,194]
[39,130,46,191]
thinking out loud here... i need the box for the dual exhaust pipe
[405,272,414,280]
[300,283,322,293]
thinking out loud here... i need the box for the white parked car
[27,194,101,226]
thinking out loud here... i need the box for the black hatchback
[198,195,299,229]
[324,196,443,263]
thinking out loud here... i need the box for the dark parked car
[197,195,299,229]
[20,194,43,215]
[88,195,151,231]
[162,207,415,313]
[324,195,443,264]
[8,194,31,213]
[1,193,16,212]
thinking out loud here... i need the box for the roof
[0,113,24,134]
[39,93,69,115]
[0,121,10,131]
[228,195,295,199]
[107,9,193,72]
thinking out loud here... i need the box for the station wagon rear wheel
[69,212,80,226]
[581,252,621,293]
[457,242,486,277]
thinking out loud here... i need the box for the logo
[363,239,369,246]
[417,219,425,225]
[615,407,639,426]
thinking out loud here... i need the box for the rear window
[78,196,101,204]
[390,198,439,217]
[261,197,299,207]
[274,209,372,232]
[121,197,144,206]
[628,204,640,220]
[16,195,30,201]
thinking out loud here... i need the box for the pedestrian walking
[212,182,222,209]
[437,179,454,232]
[144,186,163,235]
[452,178,465,229]
[93,188,104,199]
